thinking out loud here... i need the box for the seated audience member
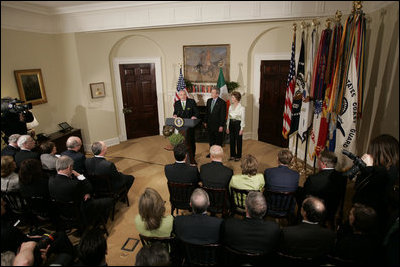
[18,159,50,200]
[1,156,19,192]
[85,141,134,194]
[222,191,280,254]
[300,150,346,226]
[14,135,40,168]
[264,149,299,192]
[49,156,113,229]
[229,154,265,205]
[135,242,170,266]
[1,134,20,158]
[173,188,222,244]
[165,143,199,184]
[61,136,86,174]
[40,141,58,171]
[200,145,233,189]
[279,196,335,259]
[77,227,108,266]
[135,188,173,237]
[333,203,381,265]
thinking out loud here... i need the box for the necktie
[182,101,185,110]
[211,99,216,112]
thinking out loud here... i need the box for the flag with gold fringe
[282,31,297,139]
[298,26,318,143]
[316,19,343,156]
[307,25,332,161]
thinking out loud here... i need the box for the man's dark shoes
[229,157,235,161]
[206,154,210,158]
[234,157,241,162]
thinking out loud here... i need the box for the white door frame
[113,57,164,142]
[252,53,290,140]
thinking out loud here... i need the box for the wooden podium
[165,118,200,164]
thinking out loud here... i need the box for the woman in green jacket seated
[229,154,265,205]
[135,187,173,237]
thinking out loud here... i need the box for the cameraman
[352,134,399,235]
[1,97,34,144]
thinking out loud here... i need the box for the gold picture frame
[14,69,47,106]
[183,44,230,82]
[90,82,106,98]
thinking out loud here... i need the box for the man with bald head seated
[85,141,134,194]
[61,136,86,174]
[200,145,233,190]
[278,196,335,259]
[173,188,222,244]
[222,191,281,254]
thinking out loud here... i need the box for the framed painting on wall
[90,82,106,98]
[14,69,47,105]
[183,44,230,82]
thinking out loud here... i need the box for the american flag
[174,67,190,103]
[282,34,297,139]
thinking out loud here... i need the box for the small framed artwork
[90,82,106,98]
[14,69,47,106]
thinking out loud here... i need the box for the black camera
[1,97,32,114]
[342,149,367,178]
[36,233,55,251]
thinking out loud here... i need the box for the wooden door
[258,60,289,148]
[119,63,159,139]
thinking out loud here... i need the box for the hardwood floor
[97,135,355,266]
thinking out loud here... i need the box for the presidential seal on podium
[174,117,184,128]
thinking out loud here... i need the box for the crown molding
[1,1,395,34]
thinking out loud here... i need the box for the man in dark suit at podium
[173,90,199,165]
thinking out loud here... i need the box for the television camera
[1,97,32,114]
[342,149,367,179]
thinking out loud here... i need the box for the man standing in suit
[300,150,346,227]
[173,90,199,165]
[264,149,299,192]
[173,188,222,244]
[1,134,20,159]
[61,136,86,175]
[85,141,134,194]
[165,143,199,184]
[14,134,40,168]
[204,88,226,158]
[223,191,281,255]
[278,196,335,259]
[200,145,233,190]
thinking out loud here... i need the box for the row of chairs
[2,190,108,236]
[86,174,130,221]
[167,181,297,222]
[139,234,350,266]
[139,234,268,266]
